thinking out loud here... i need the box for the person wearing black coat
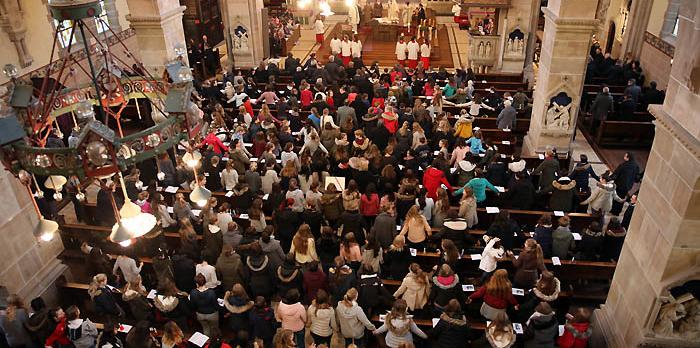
[610,152,639,215]
[568,154,600,193]
[621,194,637,229]
[589,87,614,132]
[429,265,464,313]
[523,302,559,348]
[429,300,472,348]
[328,257,356,304]
[505,172,536,210]
[274,201,301,252]
[357,265,392,318]
[95,183,122,227]
[431,212,476,252]
[485,211,520,251]
[338,210,367,246]
[249,297,276,347]
[383,236,413,280]
[92,280,123,319]
[533,215,554,259]
[276,255,303,298]
[171,253,196,293]
[245,247,275,299]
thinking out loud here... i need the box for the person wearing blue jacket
[454,168,499,204]
[465,130,486,155]
[568,154,599,193]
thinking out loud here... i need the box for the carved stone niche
[643,271,700,347]
[540,77,580,136]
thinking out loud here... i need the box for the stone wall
[0,169,66,304]
[639,33,673,89]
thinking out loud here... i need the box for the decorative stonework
[0,0,34,67]
[644,31,675,58]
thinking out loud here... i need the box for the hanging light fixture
[182,151,202,168]
[190,185,211,207]
[44,175,67,201]
[20,171,58,242]
[116,172,157,239]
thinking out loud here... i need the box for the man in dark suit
[590,86,614,132]
[284,53,300,75]
[610,152,640,215]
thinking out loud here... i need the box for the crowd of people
[269,11,299,58]
[0,39,645,348]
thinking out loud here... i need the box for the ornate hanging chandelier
[0,0,203,244]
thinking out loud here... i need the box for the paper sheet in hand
[238,214,249,220]
[379,314,386,322]
[486,207,500,214]
[554,210,565,217]
[167,207,174,214]
[513,323,524,334]
[512,288,525,296]
[462,284,475,292]
[551,256,561,266]
[118,324,132,333]
[559,325,565,336]
[495,186,505,193]
[164,186,179,193]
[189,332,210,347]
[432,318,439,327]
[263,194,269,200]
[572,233,582,240]
[538,154,545,159]
[470,254,482,260]
[192,210,201,217]
[324,176,346,191]
[218,298,225,307]
[409,248,417,256]
[225,191,234,197]
[146,289,157,300]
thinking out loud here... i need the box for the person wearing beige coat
[393,263,431,311]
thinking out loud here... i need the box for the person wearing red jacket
[200,132,230,155]
[45,307,71,348]
[300,87,313,108]
[423,163,453,200]
[381,107,399,135]
[558,308,593,348]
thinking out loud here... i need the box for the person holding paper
[533,214,554,259]
[513,239,547,289]
[428,299,471,348]
[467,269,519,320]
[557,308,593,348]
[88,273,124,320]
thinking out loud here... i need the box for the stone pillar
[521,0,599,155]
[593,2,700,346]
[0,0,33,67]
[220,0,266,68]
[522,0,541,86]
[125,0,187,76]
[0,170,67,303]
[619,0,653,59]
[103,0,123,33]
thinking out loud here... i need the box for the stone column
[125,0,187,76]
[0,170,67,304]
[103,0,123,33]
[619,0,653,59]
[521,0,599,155]
[593,2,700,347]
[0,0,33,67]
[522,0,540,86]
[220,0,266,68]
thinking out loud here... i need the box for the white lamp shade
[182,151,202,168]
[121,212,157,239]
[119,200,142,219]
[110,222,132,244]
[190,186,211,206]
[35,218,58,241]
[44,175,67,190]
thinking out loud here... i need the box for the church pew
[595,120,655,147]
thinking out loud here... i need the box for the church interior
[0,0,698,347]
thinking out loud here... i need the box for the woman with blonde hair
[289,224,319,264]
[399,205,432,249]
[373,299,428,347]
[482,311,516,348]
[122,275,152,322]
[393,263,431,311]
[0,295,31,347]
[89,273,123,319]
[173,192,199,222]
[467,269,519,320]
[336,288,376,347]
[513,238,546,289]
[410,122,426,150]
[161,321,185,348]
[458,186,478,228]
[384,235,412,280]
[343,179,362,211]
